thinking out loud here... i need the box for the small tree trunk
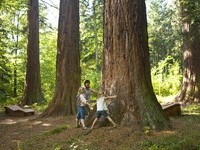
[12,14,19,98]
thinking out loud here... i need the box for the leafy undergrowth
[0,104,200,150]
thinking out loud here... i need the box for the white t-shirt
[80,94,87,106]
[97,97,108,111]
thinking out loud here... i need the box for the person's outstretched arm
[105,95,117,100]
[91,89,100,95]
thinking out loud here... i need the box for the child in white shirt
[91,91,117,129]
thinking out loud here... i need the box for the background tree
[41,0,80,117]
[147,0,181,67]
[40,32,57,101]
[0,13,12,100]
[0,34,12,101]
[22,0,44,105]
[176,1,200,103]
[80,0,103,89]
[147,0,182,98]
[101,0,169,130]
[0,0,58,106]
[0,0,27,103]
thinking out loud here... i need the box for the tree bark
[100,0,169,130]
[176,1,200,103]
[41,0,80,117]
[22,0,44,105]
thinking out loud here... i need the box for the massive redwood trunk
[176,1,200,103]
[22,0,44,105]
[100,0,169,130]
[41,0,80,117]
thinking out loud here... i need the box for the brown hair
[78,87,85,94]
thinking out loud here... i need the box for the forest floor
[0,105,200,150]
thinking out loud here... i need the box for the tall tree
[13,13,20,97]
[101,0,169,130]
[176,1,200,103]
[41,0,80,117]
[22,0,44,105]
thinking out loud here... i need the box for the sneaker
[83,126,89,130]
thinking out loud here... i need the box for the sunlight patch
[42,123,51,127]
[32,121,43,125]
[0,119,17,125]
[154,130,176,136]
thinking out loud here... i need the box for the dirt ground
[0,110,199,150]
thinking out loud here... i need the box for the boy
[91,91,117,129]
[83,80,99,114]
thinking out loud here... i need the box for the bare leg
[80,119,86,128]
[76,118,80,128]
[91,118,98,129]
[107,116,117,127]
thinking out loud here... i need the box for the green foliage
[31,102,47,112]
[44,125,69,135]
[0,0,27,102]
[151,56,182,96]
[0,46,12,101]
[147,0,184,97]
[182,104,200,115]
[147,0,182,68]
[80,0,103,89]
[0,0,56,104]
[138,132,200,150]
[0,0,190,107]
[179,0,200,23]
[40,31,57,102]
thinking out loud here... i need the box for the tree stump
[162,103,181,117]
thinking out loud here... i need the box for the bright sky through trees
[42,0,173,28]
[43,0,94,28]
[42,0,59,28]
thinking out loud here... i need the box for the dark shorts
[76,106,86,119]
[96,110,109,119]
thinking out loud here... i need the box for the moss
[44,125,69,135]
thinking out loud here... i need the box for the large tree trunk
[99,0,169,130]
[22,0,44,105]
[41,0,80,117]
[176,2,200,103]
